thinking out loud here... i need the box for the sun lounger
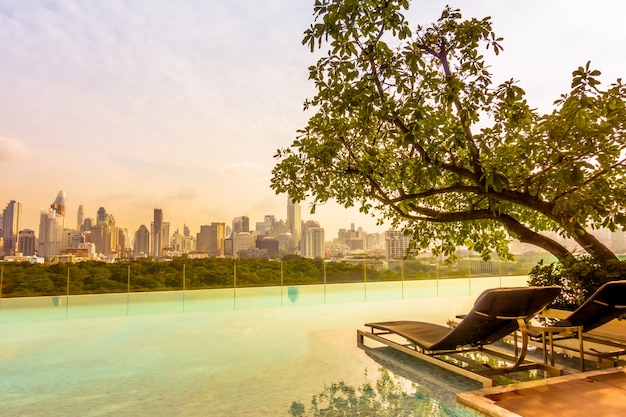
[528,280,626,369]
[357,286,562,387]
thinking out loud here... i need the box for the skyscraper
[134,225,150,256]
[38,208,63,259]
[51,191,66,217]
[197,223,225,257]
[385,230,410,259]
[18,229,35,256]
[301,220,325,259]
[96,207,108,225]
[2,200,22,256]
[287,198,301,251]
[232,216,250,235]
[151,209,163,258]
[50,191,66,229]
[77,204,84,230]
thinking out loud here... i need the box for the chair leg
[511,318,529,370]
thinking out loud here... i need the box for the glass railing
[0,255,549,298]
[0,275,529,324]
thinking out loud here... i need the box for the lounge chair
[528,280,626,369]
[357,286,562,388]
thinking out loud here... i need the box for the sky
[1,0,625,239]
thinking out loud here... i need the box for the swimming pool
[0,277,528,416]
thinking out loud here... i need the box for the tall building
[38,208,64,259]
[301,220,325,259]
[77,204,84,230]
[151,209,164,258]
[134,225,150,256]
[50,191,66,229]
[233,231,255,257]
[256,215,276,236]
[232,216,250,235]
[287,198,301,251]
[62,230,84,251]
[197,223,225,257]
[18,229,36,256]
[2,200,23,256]
[385,230,410,259]
[96,207,108,225]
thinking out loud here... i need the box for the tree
[271,1,626,262]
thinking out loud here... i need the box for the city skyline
[2,1,626,239]
[4,192,380,242]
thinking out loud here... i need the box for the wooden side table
[534,324,584,371]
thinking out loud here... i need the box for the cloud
[0,136,28,161]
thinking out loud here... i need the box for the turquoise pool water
[0,277,527,416]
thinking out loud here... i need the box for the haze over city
[2,0,626,237]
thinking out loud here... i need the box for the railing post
[323,260,327,304]
[363,260,367,302]
[127,264,131,316]
[401,260,404,300]
[65,266,70,319]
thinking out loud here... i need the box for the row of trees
[0,255,541,298]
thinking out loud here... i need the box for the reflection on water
[289,368,477,417]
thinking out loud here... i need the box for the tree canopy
[271,0,626,262]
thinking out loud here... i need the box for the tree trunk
[569,224,619,262]
[497,214,574,262]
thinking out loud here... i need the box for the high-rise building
[287,198,301,251]
[18,229,36,256]
[77,204,84,230]
[256,215,276,236]
[301,220,325,259]
[62,230,84,251]
[38,208,64,259]
[81,217,93,233]
[385,230,410,259]
[232,216,250,236]
[51,191,66,217]
[151,209,163,258]
[197,223,225,257]
[50,191,66,229]
[2,200,23,256]
[233,231,255,257]
[256,236,279,258]
[134,225,150,256]
[96,207,108,225]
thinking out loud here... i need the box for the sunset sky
[2,1,625,238]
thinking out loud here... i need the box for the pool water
[0,278,530,416]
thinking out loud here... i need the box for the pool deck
[457,366,626,417]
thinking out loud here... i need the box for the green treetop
[271,1,626,263]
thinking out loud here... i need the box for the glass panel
[128,291,184,316]
[363,281,403,302]
[281,284,326,307]
[324,282,366,304]
[182,288,235,312]
[233,286,282,310]
[437,278,471,297]
[469,277,502,295]
[501,275,530,287]
[66,293,129,319]
[0,296,67,323]
[402,280,439,299]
